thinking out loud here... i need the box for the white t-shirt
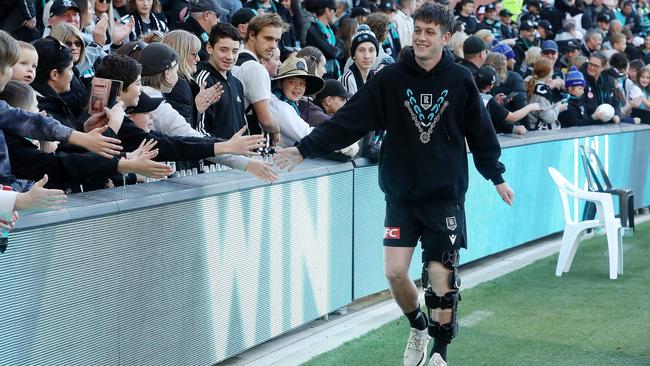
[231,49,272,109]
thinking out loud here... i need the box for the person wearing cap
[195,23,248,140]
[270,56,323,147]
[537,19,553,41]
[475,5,486,23]
[581,29,603,58]
[557,39,580,71]
[393,0,415,47]
[595,12,611,39]
[127,0,168,42]
[178,0,230,62]
[305,0,344,78]
[47,0,82,32]
[498,8,516,40]
[513,20,540,75]
[0,81,174,193]
[339,24,379,95]
[313,79,351,117]
[475,66,534,134]
[459,35,487,76]
[477,3,501,38]
[558,66,605,127]
[379,0,402,58]
[231,13,285,144]
[541,39,565,82]
[274,5,514,366]
[349,7,371,24]
[231,8,257,39]
[517,0,541,25]
[93,54,279,182]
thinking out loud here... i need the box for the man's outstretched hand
[273,147,304,171]
[495,182,514,206]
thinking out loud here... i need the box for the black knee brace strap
[424,288,460,309]
[429,319,458,343]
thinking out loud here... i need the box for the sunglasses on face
[97,0,110,3]
[65,40,83,48]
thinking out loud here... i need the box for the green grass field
[304,223,650,366]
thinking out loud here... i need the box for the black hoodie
[297,49,505,204]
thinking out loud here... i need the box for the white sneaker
[428,352,447,366]
[403,327,430,366]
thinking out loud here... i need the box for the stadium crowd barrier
[2,124,649,365]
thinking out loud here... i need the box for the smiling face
[280,76,306,102]
[12,48,38,84]
[412,20,450,64]
[119,76,142,107]
[130,111,154,132]
[207,36,240,73]
[65,36,83,64]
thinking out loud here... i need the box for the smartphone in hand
[89,77,123,114]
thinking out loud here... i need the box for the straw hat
[273,56,325,96]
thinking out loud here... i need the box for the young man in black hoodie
[275,4,514,366]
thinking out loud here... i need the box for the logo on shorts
[449,234,457,245]
[446,216,457,231]
[384,227,401,239]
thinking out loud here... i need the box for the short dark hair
[412,3,456,34]
[609,52,629,70]
[95,54,142,91]
[208,22,241,47]
[33,37,73,82]
[0,80,35,110]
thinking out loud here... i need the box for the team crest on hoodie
[403,88,449,143]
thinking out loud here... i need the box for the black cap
[189,0,229,15]
[315,80,353,101]
[379,0,396,12]
[475,66,497,89]
[499,8,513,17]
[231,8,257,27]
[304,0,337,12]
[538,19,553,33]
[49,0,80,17]
[519,20,535,31]
[597,12,611,22]
[126,92,164,114]
[138,43,180,76]
[463,35,487,55]
[350,6,371,18]
[485,3,496,11]
[564,39,580,51]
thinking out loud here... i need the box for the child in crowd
[558,67,606,127]
[0,80,173,192]
[526,58,567,129]
[11,41,38,84]
[0,30,125,183]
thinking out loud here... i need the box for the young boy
[558,67,606,127]
[11,41,38,84]
[0,30,126,183]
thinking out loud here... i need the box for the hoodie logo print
[404,89,449,143]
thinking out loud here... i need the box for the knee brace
[423,250,461,343]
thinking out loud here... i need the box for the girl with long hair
[526,58,567,129]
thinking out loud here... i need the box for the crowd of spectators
[0,0,649,237]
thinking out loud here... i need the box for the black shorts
[383,201,467,263]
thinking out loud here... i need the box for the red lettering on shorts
[384,227,401,239]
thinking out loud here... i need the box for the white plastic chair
[548,167,623,280]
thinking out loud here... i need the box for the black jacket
[163,76,197,126]
[32,79,80,131]
[106,117,216,162]
[178,17,210,62]
[455,14,478,35]
[5,132,117,193]
[297,49,505,204]
[579,63,617,115]
[513,37,540,75]
[492,71,527,112]
[194,62,247,139]
[558,96,601,128]
[306,21,342,61]
[60,69,90,119]
[458,58,479,76]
